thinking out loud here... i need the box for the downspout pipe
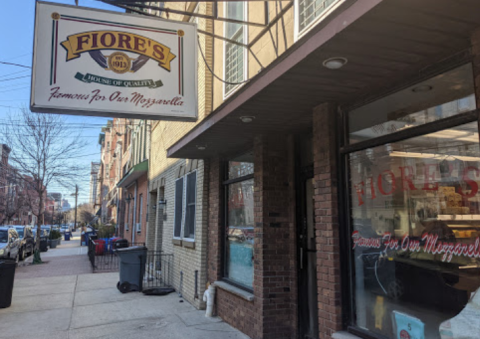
[132,180,137,244]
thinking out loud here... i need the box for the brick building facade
[88,1,480,338]
[164,2,480,339]
[145,1,213,309]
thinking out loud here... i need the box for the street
[0,231,248,339]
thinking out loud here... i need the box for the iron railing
[88,237,145,273]
[143,252,174,290]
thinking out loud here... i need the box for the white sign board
[31,2,197,121]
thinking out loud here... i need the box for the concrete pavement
[1,230,249,339]
[16,230,91,278]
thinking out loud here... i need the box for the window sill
[183,240,195,249]
[213,281,254,302]
[332,332,362,339]
[172,238,182,246]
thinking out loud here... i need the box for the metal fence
[88,238,145,273]
[143,252,174,289]
[88,238,174,291]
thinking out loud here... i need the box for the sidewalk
[1,273,248,339]
[1,232,249,339]
[16,230,91,278]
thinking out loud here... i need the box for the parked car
[41,225,52,236]
[10,226,35,260]
[0,227,21,263]
[60,225,71,234]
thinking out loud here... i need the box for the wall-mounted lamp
[125,193,134,204]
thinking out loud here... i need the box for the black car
[11,226,35,260]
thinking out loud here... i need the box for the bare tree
[71,202,95,224]
[1,109,86,263]
[0,168,29,225]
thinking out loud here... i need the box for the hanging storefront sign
[31,1,197,121]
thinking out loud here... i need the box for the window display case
[346,64,480,339]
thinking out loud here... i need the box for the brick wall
[312,103,342,339]
[135,174,148,245]
[207,157,261,339]
[121,173,148,245]
[145,2,213,310]
[254,135,297,339]
[148,158,208,309]
[207,135,298,339]
[207,157,223,282]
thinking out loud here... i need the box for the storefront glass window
[349,122,480,338]
[349,64,475,144]
[225,152,254,289]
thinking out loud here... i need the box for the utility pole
[71,185,78,231]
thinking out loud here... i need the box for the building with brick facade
[117,119,150,245]
[0,144,12,224]
[89,162,100,206]
[84,0,480,338]
[157,1,480,339]
[144,1,213,310]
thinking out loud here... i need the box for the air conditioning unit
[125,223,129,231]
[136,223,141,233]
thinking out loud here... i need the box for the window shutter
[184,172,197,239]
[174,178,184,238]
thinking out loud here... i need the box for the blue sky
[0,0,123,205]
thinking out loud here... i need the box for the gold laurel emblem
[51,12,60,20]
[177,30,185,37]
[107,52,132,74]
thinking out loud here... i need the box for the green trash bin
[115,246,147,293]
[0,260,16,308]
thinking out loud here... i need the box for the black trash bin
[113,238,129,249]
[115,246,147,293]
[0,260,16,308]
[40,238,48,252]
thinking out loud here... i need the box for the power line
[0,85,30,94]
[0,69,30,79]
[0,61,31,69]
[5,53,32,61]
[0,75,30,82]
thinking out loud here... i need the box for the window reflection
[349,64,475,144]
[225,151,254,289]
[350,122,480,338]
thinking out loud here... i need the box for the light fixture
[125,193,133,204]
[389,151,480,162]
[196,145,207,150]
[240,116,255,123]
[322,57,348,70]
[411,85,433,93]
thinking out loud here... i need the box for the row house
[0,144,55,227]
[96,1,480,339]
[96,117,150,246]
[117,119,150,245]
[89,162,100,206]
[0,144,12,224]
